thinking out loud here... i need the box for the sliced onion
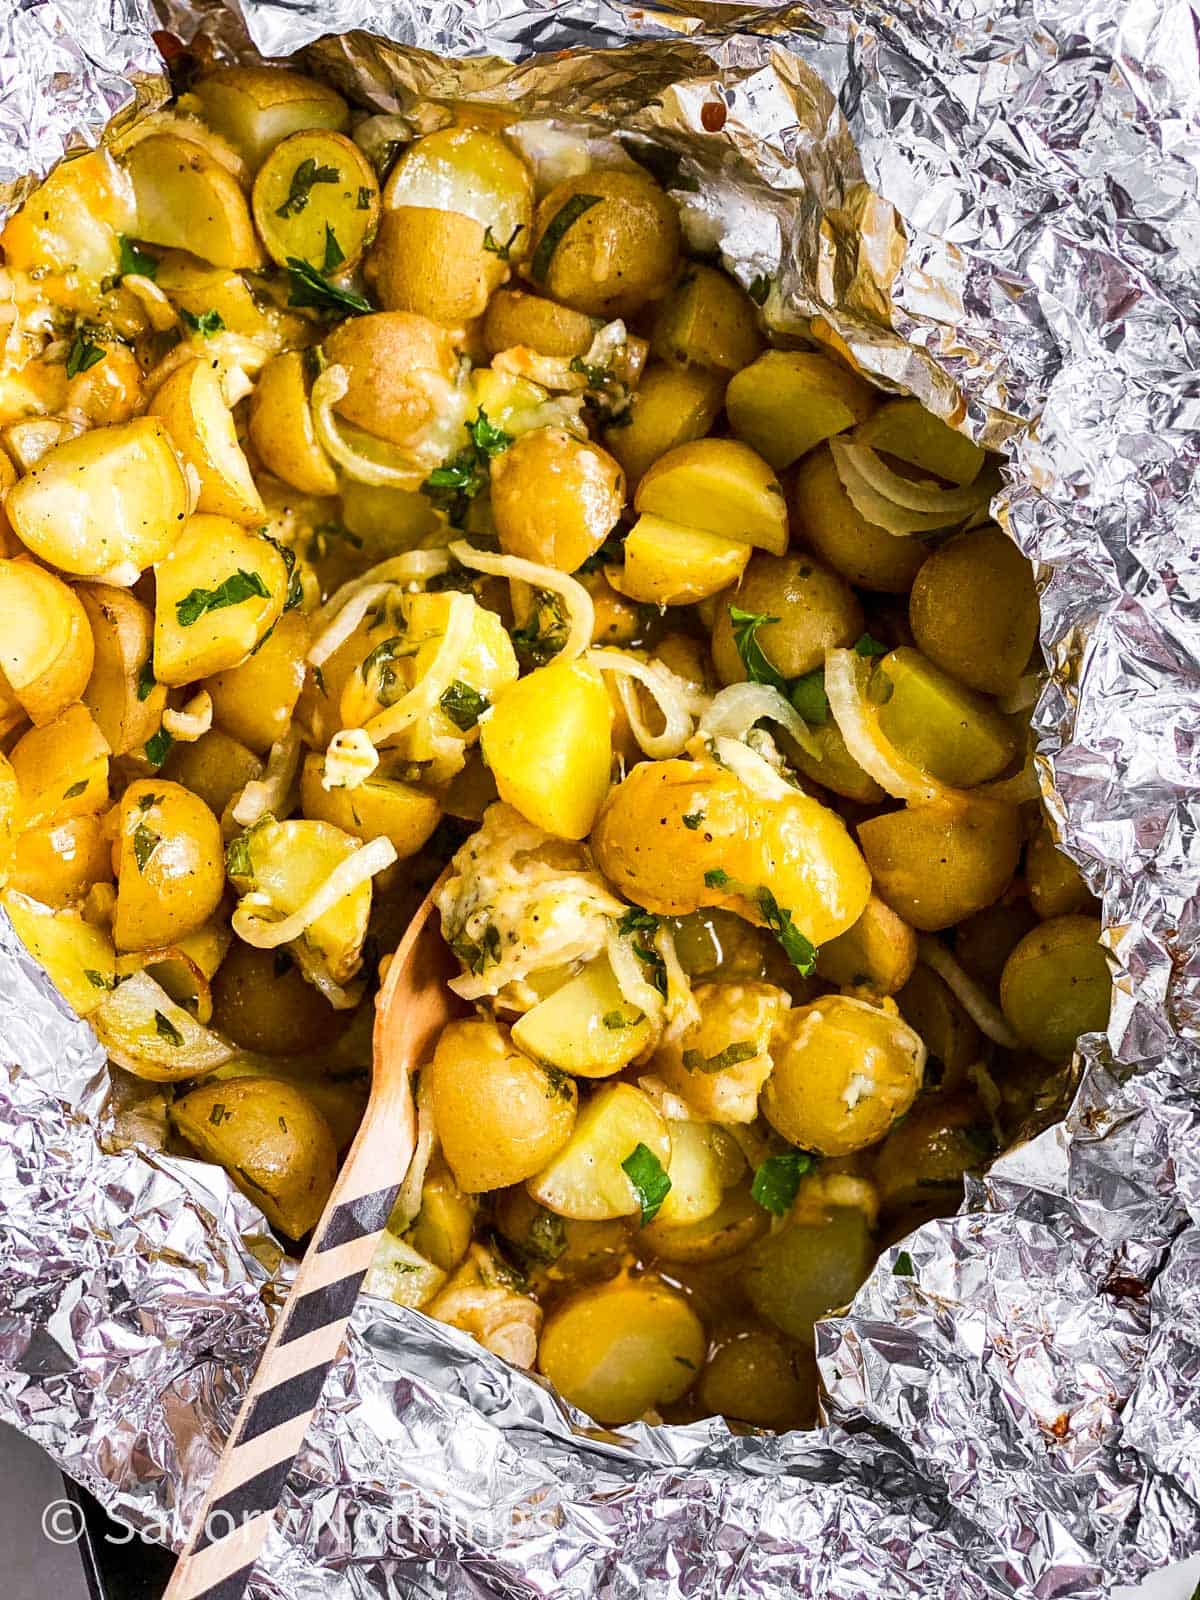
[230,728,302,829]
[824,647,948,803]
[364,590,475,745]
[232,836,397,950]
[699,681,818,759]
[840,438,992,516]
[606,930,667,1021]
[307,550,452,667]
[123,272,183,333]
[654,923,700,1032]
[588,648,697,758]
[162,688,212,743]
[114,945,214,1026]
[707,734,795,800]
[855,399,985,487]
[311,364,427,489]
[92,970,234,1082]
[450,539,594,663]
[917,936,1020,1049]
[831,437,975,537]
[392,1070,437,1232]
[291,941,365,1012]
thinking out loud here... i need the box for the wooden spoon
[162,871,459,1600]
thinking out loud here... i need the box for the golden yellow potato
[212,1051,365,1156]
[490,427,625,573]
[162,727,261,820]
[895,963,980,1088]
[150,357,264,524]
[908,527,1038,696]
[483,289,596,359]
[9,703,110,827]
[537,1277,704,1424]
[2,889,117,1017]
[205,609,308,754]
[602,362,726,490]
[725,349,877,470]
[1000,915,1109,1061]
[640,1182,768,1264]
[871,647,1019,788]
[383,126,533,263]
[124,134,263,269]
[252,129,379,271]
[323,312,460,449]
[112,779,225,952]
[527,1081,669,1221]
[78,583,166,756]
[300,754,441,860]
[191,67,350,171]
[528,169,680,316]
[742,1201,874,1343]
[651,264,763,374]
[858,798,1022,931]
[153,516,288,686]
[791,446,927,594]
[155,250,308,348]
[873,1092,992,1215]
[367,207,504,325]
[857,397,986,486]
[9,813,111,907]
[0,558,93,726]
[0,148,134,292]
[6,419,189,583]
[711,553,863,683]
[64,341,143,426]
[636,438,788,556]
[787,717,885,806]
[763,995,925,1156]
[654,980,789,1124]
[698,1330,816,1429]
[612,514,749,606]
[209,940,346,1057]
[426,1017,577,1193]
[408,1156,478,1272]
[170,1075,338,1237]
[481,658,612,840]
[1026,817,1094,919]
[510,955,654,1078]
[816,894,918,995]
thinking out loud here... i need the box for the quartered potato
[210,940,346,1057]
[791,446,927,594]
[111,779,225,952]
[710,552,863,683]
[2,890,118,1018]
[153,516,288,685]
[869,647,1019,788]
[154,251,308,348]
[510,955,654,1077]
[252,130,379,271]
[78,583,166,755]
[248,350,338,496]
[162,727,262,821]
[873,1092,992,1216]
[527,1082,669,1221]
[698,1329,817,1430]
[895,962,980,1087]
[0,558,94,726]
[9,704,110,828]
[191,68,350,171]
[150,357,264,523]
[742,1199,874,1344]
[124,134,263,269]
[490,427,625,572]
[483,289,596,360]
[858,798,1022,931]
[650,264,763,375]
[9,814,111,907]
[816,894,918,995]
[383,126,534,261]
[1026,816,1094,919]
[726,349,876,469]
[613,514,750,606]
[300,753,442,860]
[635,438,788,557]
[602,362,726,489]
[206,609,308,754]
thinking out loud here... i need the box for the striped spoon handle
[162,880,456,1600]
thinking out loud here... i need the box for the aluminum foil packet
[2,1,1200,1595]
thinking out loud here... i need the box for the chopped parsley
[602,1010,642,1031]
[144,727,174,769]
[747,273,771,306]
[751,1150,814,1215]
[322,224,345,275]
[892,1250,915,1278]
[530,193,603,283]
[275,157,340,219]
[701,871,817,975]
[225,831,254,880]
[617,906,660,937]
[577,532,627,574]
[180,308,224,338]
[619,138,700,194]
[132,822,160,873]
[703,868,729,889]
[728,605,789,695]
[517,1208,566,1267]
[482,222,525,261]
[855,632,888,658]
[262,534,304,612]
[682,810,704,830]
[65,331,104,378]
[621,1142,672,1225]
[117,235,157,280]
[439,680,489,731]
[357,186,373,210]
[790,669,829,725]
[509,590,568,667]
[62,780,88,799]
[84,969,119,990]
[176,569,270,627]
[359,635,412,705]
[285,257,372,316]
[449,921,502,976]
[136,658,156,702]
[422,408,512,522]
[682,1040,758,1074]
[153,1010,183,1047]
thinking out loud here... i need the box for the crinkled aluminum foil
[2,0,1200,1595]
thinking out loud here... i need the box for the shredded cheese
[323,728,379,791]
[162,689,212,742]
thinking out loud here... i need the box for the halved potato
[527,1082,670,1221]
[0,149,134,297]
[602,362,726,490]
[190,67,350,171]
[650,264,763,375]
[78,583,166,756]
[150,358,263,524]
[511,956,654,1077]
[5,419,189,584]
[0,559,94,726]
[247,351,337,496]
[125,134,263,270]
[9,703,110,827]
[634,438,788,556]
[252,130,380,271]
[612,513,750,605]
[299,753,441,860]
[483,289,596,359]
[153,516,288,686]
[725,349,877,469]
[383,126,533,258]
[2,889,117,1017]
[206,610,308,754]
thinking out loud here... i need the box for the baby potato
[124,134,263,270]
[636,438,788,557]
[511,955,654,1078]
[763,995,925,1156]
[640,1182,768,1264]
[112,779,225,952]
[481,658,613,840]
[742,1200,874,1344]
[858,798,1022,931]
[6,419,189,584]
[999,915,1109,1061]
[613,514,749,606]
[163,727,261,821]
[153,516,288,686]
[698,1329,816,1430]
[528,169,680,317]
[368,207,503,325]
[252,129,379,271]
[711,553,863,683]
[528,1081,669,1221]
[908,527,1038,696]
[9,814,111,907]
[490,427,625,573]
[871,647,1019,788]
[2,889,118,1018]
[537,1277,704,1425]
[602,362,726,490]
[0,148,134,292]
[191,67,350,171]
[210,940,346,1057]
[79,583,166,756]
[0,558,94,726]
[205,609,308,754]
[816,894,918,995]
[857,397,986,487]
[155,251,308,348]
[10,703,110,827]
[725,349,877,470]
[322,312,460,449]
[64,340,144,426]
[384,126,533,263]
[655,980,789,1124]
[951,900,1038,992]
[895,963,980,1087]
[787,718,885,806]
[873,1092,991,1216]
[300,754,441,860]
[426,1018,577,1193]
[791,446,927,594]
[750,790,872,946]
[651,264,763,375]
[1026,816,1094,919]
[483,289,597,360]
[170,1075,338,1238]
[149,357,264,525]
[584,570,644,647]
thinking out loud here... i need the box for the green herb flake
[176,568,270,627]
[449,920,502,976]
[357,186,373,211]
[65,331,105,378]
[286,257,372,316]
[439,680,489,732]
[322,224,346,275]
[482,222,525,261]
[313,664,328,697]
[854,632,888,658]
[790,669,829,726]
[153,1010,183,1047]
[275,157,340,220]
[892,1250,915,1278]
[682,1040,758,1074]
[132,822,160,873]
[117,235,158,281]
[530,193,603,283]
[728,605,789,695]
[682,810,704,830]
[756,887,818,976]
[542,1063,575,1102]
[135,793,160,811]
[523,1209,566,1266]
[144,727,174,769]
[136,658,156,702]
[618,138,700,193]
[62,779,88,799]
[180,307,225,338]
[704,868,730,889]
[207,1102,231,1127]
[621,1141,672,1225]
[468,407,512,459]
[602,1010,642,1031]
[751,1150,814,1215]
[747,273,771,306]
[84,969,113,989]
[617,906,660,937]
[225,831,255,880]
[262,534,304,612]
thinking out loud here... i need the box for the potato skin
[112,779,225,952]
[322,312,459,448]
[908,526,1038,696]
[205,609,309,755]
[483,289,596,359]
[210,939,346,1057]
[490,426,625,573]
[602,363,726,490]
[79,583,165,755]
[248,351,338,497]
[528,169,680,316]
[791,446,927,594]
[0,558,95,727]
[999,914,1109,1061]
[858,798,1022,932]
[711,552,864,683]
[367,206,505,325]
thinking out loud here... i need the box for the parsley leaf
[439,680,489,731]
[855,632,888,658]
[530,193,603,283]
[619,138,700,194]
[790,669,829,725]
[704,868,730,889]
[621,1142,672,1225]
[448,921,502,976]
[180,308,225,338]
[275,157,340,219]
[357,186,373,210]
[262,535,304,612]
[136,658,156,702]
[751,1150,814,1214]
[892,1250,915,1278]
[602,1010,642,1030]
[65,331,105,378]
[62,780,88,799]
[84,969,118,990]
[144,727,174,769]
[225,831,254,880]
[728,604,789,695]
[176,569,270,627]
[682,810,704,830]
[482,223,525,261]
[756,886,817,975]
[421,409,512,522]
[682,1040,758,1073]
[747,273,771,306]
[286,257,372,316]
[468,407,513,459]
[117,235,157,280]
[153,1010,183,1047]
[132,822,160,873]
[617,906,660,937]
[322,224,345,274]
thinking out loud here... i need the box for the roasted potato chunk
[908,527,1038,697]
[124,134,263,269]
[858,799,1022,932]
[528,169,680,316]
[490,427,625,573]
[79,583,166,756]
[0,558,94,726]
[150,357,264,524]
[111,779,225,952]
[252,129,379,271]
[153,516,289,686]
[191,67,350,171]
